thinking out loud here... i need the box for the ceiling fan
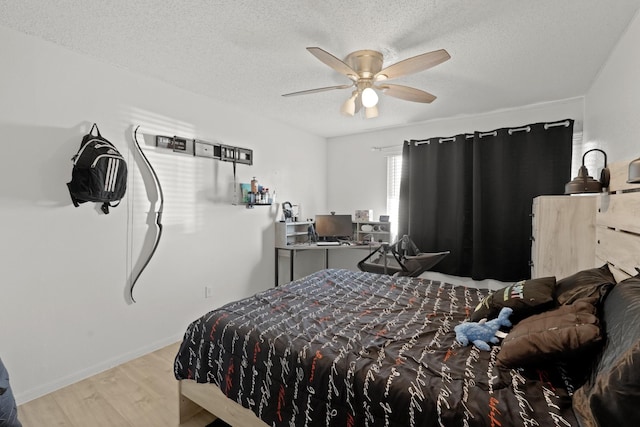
[282,47,451,118]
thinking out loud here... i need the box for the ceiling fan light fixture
[361,87,378,108]
[365,105,378,119]
[341,92,357,116]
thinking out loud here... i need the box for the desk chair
[357,235,449,277]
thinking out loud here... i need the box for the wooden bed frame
[178,160,640,427]
[179,380,268,426]
[595,161,640,279]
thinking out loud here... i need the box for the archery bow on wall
[130,125,164,303]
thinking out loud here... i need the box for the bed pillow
[555,264,615,305]
[572,274,640,427]
[469,276,556,323]
[497,298,601,368]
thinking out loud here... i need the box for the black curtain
[399,119,574,281]
[398,134,474,276]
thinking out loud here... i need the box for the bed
[174,160,640,427]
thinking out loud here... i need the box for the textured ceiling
[1,0,640,138]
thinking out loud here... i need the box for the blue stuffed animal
[454,306,513,351]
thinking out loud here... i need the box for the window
[386,154,402,239]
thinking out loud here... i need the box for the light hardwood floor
[17,342,215,427]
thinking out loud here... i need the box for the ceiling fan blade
[282,84,353,97]
[378,84,437,103]
[307,47,359,81]
[374,49,450,81]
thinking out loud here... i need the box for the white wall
[0,25,326,404]
[326,97,585,219]
[584,10,640,162]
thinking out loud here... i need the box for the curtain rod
[544,120,570,129]
[411,120,572,144]
[508,126,531,135]
[371,144,403,151]
[412,134,474,146]
[506,120,570,135]
[478,131,497,138]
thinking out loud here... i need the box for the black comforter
[174,269,579,426]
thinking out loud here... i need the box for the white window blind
[386,154,402,239]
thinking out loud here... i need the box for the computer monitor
[314,214,353,241]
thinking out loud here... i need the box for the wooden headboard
[595,160,640,279]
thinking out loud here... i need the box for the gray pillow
[572,275,640,427]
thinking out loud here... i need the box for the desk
[274,243,380,286]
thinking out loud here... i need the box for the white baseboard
[15,334,182,405]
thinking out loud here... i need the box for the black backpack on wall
[67,123,127,214]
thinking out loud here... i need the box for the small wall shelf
[245,201,272,209]
[239,181,273,208]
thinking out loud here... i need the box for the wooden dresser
[530,195,597,279]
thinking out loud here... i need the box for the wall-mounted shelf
[355,221,391,243]
[156,135,253,164]
[239,181,273,208]
[154,134,266,208]
[245,201,272,209]
[276,221,314,247]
